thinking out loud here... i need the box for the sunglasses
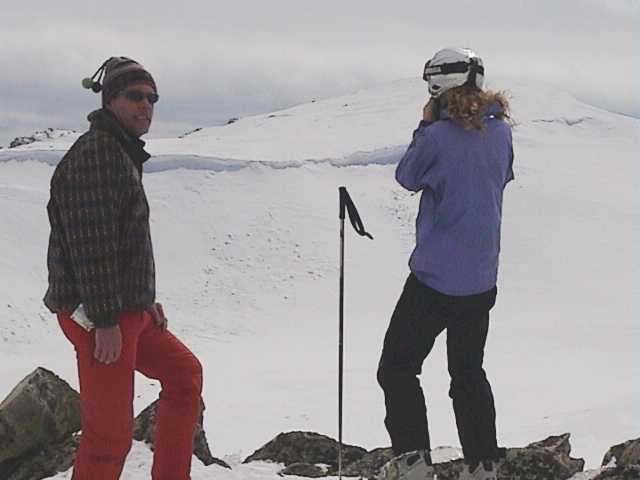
[122,89,159,104]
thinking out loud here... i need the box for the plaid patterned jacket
[44,109,156,328]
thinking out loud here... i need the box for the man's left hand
[147,302,168,331]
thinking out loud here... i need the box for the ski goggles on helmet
[121,89,159,104]
[422,59,484,81]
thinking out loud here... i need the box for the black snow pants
[377,273,500,464]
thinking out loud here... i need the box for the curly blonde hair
[441,85,513,131]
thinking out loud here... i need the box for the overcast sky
[1,0,637,146]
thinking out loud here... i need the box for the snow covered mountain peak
[2,77,635,167]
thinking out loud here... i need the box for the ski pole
[338,187,373,480]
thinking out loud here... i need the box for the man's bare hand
[147,302,168,331]
[94,325,122,364]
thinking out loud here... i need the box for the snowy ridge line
[0,150,62,166]
[0,145,407,172]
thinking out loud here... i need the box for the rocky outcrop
[1,434,80,480]
[594,438,640,480]
[593,464,640,479]
[0,368,225,479]
[243,431,367,470]
[370,434,584,480]
[244,432,585,480]
[178,127,203,138]
[8,128,76,148]
[489,433,583,480]
[602,438,640,468]
[0,368,81,480]
[340,447,394,478]
[133,398,230,469]
[0,368,636,480]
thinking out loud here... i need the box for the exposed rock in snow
[8,129,76,149]
[602,438,640,468]
[243,431,586,479]
[178,127,203,139]
[133,398,229,469]
[243,431,367,469]
[0,368,80,479]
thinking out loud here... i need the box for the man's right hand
[94,325,122,364]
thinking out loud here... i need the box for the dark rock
[8,128,76,148]
[0,367,80,465]
[133,398,230,469]
[280,462,326,477]
[487,434,584,480]
[340,447,394,478]
[593,465,640,479]
[178,127,203,138]
[226,118,239,125]
[528,433,573,456]
[1,433,80,480]
[243,431,367,468]
[603,438,640,468]
[494,446,581,480]
[321,433,583,480]
[9,136,36,148]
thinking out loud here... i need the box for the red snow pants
[58,310,203,480]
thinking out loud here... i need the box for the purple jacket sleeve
[505,129,515,186]
[395,120,439,192]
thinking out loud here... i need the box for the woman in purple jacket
[377,48,514,480]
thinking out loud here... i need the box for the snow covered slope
[0,78,637,477]
[3,77,634,165]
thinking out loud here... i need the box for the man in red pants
[44,57,203,479]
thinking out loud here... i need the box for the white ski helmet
[422,47,484,98]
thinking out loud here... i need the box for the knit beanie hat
[82,57,157,106]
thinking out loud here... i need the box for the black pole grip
[338,186,373,239]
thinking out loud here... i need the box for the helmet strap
[466,58,484,89]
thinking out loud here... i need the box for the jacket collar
[87,109,151,170]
